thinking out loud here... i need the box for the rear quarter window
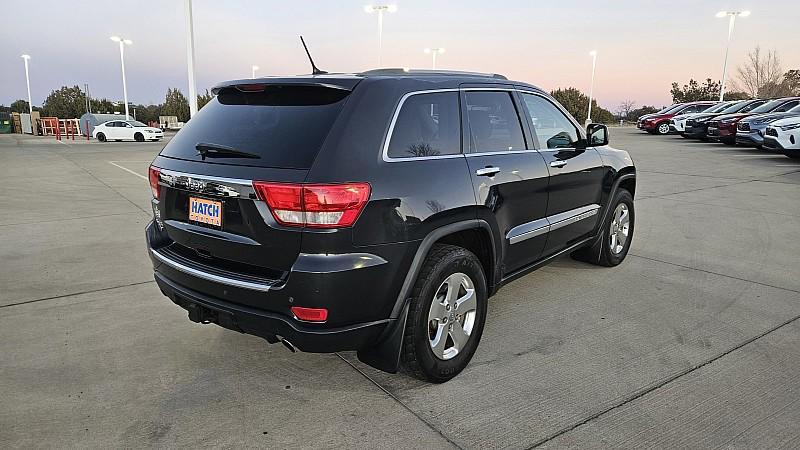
[159,85,349,169]
[387,91,461,159]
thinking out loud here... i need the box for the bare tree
[734,46,783,97]
[618,100,636,120]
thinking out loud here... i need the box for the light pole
[364,4,397,67]
[110,36,132,120]
[586,50,597,125]
[20,54,32,115]
[252,65,259,79]
[424,48,445,69]
[185,0,198,118]
[716,10,750,101]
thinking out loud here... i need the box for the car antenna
[300,35,327,75]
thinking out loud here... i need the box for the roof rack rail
[359,68,508,80]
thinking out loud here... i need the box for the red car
[639,101,716,135]
[707,97,800,145]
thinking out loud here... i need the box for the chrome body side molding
[507,204,600,244]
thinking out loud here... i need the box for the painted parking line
[774,164,800,167]
[108,161,147,180]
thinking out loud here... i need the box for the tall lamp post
[252,65,259,79]
[364,4,397,67]
[185,0,198,118]
[424,48,445,69]
[110,36,132,120]
[20,54,32,115]
[586,50,597,125]
[716,10,750,101]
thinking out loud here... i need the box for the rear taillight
[252,182,371,228]
[148,166,161,199]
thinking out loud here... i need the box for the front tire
[134,132,144,142]
[401,244,488,383]
[655,122,670,135]
[571,189,634,267]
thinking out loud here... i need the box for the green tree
[132,104,163,124]
[91,98,120,114]
[550,87,616,124]
[758,69,800,97]
[41,85,87,118]
[723,91,751,101]
[11,99,31,113]
[197,89,213,110]
[670,78,720,102]
[162,88,190,122]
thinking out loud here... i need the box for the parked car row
[637,97,800,159]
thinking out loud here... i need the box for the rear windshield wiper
[196,143,261,159]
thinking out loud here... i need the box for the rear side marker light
[252,182,371,228]
[291,306,328,323]
[148,166,161,200]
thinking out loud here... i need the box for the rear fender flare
[356,219,497,373]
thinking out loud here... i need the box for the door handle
[550,160,567,168]
[475,166,501,177]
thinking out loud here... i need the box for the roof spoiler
[211,79,360,96]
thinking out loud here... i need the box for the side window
[520,93,580,149]
[464,91,526,153]
[105,122,116,127]
[741,101,764,112]
[776,100,799,112]
[387,92,461,158]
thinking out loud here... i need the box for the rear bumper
[154,272,390,352]
[146,221,409,352]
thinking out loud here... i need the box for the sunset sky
[3,0,799,111]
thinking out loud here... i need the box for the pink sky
[2,0,799,110]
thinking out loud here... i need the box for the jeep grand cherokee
[146,69,636,382]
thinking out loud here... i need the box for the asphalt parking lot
[1,129,799,448]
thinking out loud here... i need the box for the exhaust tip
[276,335,297,353]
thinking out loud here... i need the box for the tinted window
[159,85,349,169]
[707,102,732,113]
[739,100,768,113]
[105,122,117,127]
[465,91,526,153]
[774,100,799,112]
[521,93,580,149]
[750,100,784,113]
[387,92,461,158]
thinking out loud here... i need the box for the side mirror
[586,123,609,146]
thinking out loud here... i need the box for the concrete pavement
[1,129,798,448]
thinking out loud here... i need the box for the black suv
[146,70,636,382]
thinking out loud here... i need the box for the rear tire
[96,133,106,142]
[134,132,144,142]
[571,189,634,267]
[401,244,488,383]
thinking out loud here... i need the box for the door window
[520,93,580,149]
[464,91,526,153]
[387,91,461,158]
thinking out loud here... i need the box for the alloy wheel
[427,272,477,360]
[609,203,630,254]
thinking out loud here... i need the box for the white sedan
[93,120,163,142]
[764,117,800,159]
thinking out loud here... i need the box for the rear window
[159,85,349,169]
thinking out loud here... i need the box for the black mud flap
[356,300,410,373]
